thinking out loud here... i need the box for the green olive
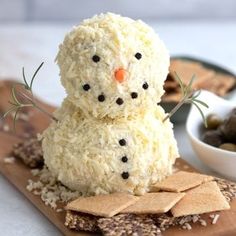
[219,143,236,152]
[206,114,223,129]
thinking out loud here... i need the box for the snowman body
[42,13,179,196]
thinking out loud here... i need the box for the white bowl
[186,90,236,180]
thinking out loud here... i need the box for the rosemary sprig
[163,72,209,126]
[2,63,58,130]
[22,61,44,92]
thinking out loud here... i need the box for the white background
[1,0,236,22]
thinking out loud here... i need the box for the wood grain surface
[0,80,235,236]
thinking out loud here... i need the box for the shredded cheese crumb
[3,157,15,164]
[56,209,63,213]
[26,167,81,209]
[199,219,207,227]
[183,223,192,230]
[212,214,220,224]
[3,124,10,132]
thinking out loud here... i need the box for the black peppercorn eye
[83,84,91,91]
[135,52,142,60]
[92,55,100,63]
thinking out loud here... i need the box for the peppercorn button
[131,92,138,99]
[121,156,128,163]
[142,82,149,90]
[121,172,129,179]
[116,98,124,105]
[98,94,105,102]
[119,139,126,146]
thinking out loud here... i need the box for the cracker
[165,59,236,103]
[169,59,215,88]
[121,192,185,214]
[211,74,235,96]
[164,80,179,92]
[65,193,139,217]
[199,73,235,96]
[12,137,43,168]
[162,92,182,103]
[98,214,161,236]
[65,210,99,232]
[152,171,213,192]
[171,181,230,217]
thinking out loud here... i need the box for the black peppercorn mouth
[131,92,138,99]
[116,97,124,105]
[98,94,105,102]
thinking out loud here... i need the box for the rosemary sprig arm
[162,72,209,126]
[22,62,44,92]
[29,61,44,91]
[162,90,195,123]
[17,91,58,122]
[1,63,58,130]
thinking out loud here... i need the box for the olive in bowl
[201,111,236,152]
[186,90,236,180]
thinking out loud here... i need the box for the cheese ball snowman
[42,13,179,196]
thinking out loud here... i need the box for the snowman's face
[57,13,169,118]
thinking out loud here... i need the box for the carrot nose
[114,68,126,83]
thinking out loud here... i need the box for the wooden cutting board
[0,80,236,236]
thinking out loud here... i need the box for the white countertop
[0,21,236,236]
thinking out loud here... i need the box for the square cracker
[171,181,230,217]
[121,192,185,214]
[65,193,139,217]
[65,210,99,232]
[201,73,236,96]
[169,59,215,88]
[152,171,213,192]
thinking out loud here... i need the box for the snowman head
[56,13,169,118]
